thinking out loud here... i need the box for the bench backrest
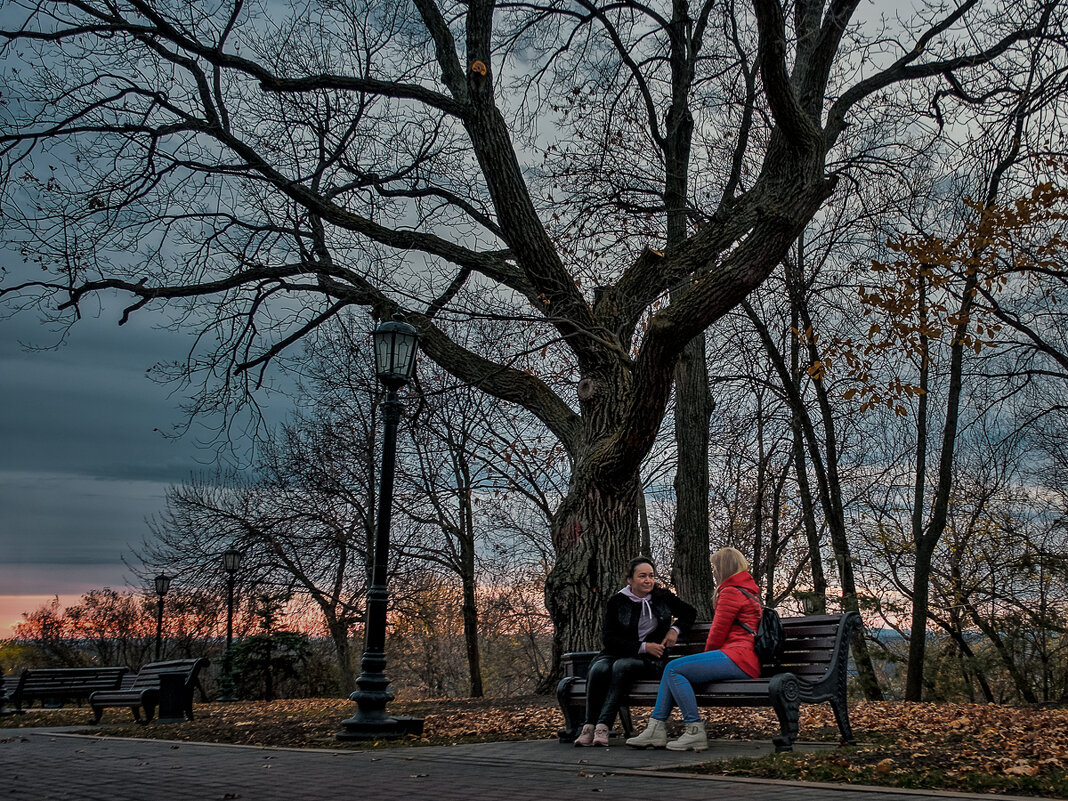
[16,666,128,695]
[653,612,854,679]
[127,659,209,690]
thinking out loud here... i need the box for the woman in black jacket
[574,556,697,747]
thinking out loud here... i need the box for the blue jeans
[651,650,747,722]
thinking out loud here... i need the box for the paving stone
[0,726,1027,801]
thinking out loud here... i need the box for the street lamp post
[218,548,243,702]
[154,573,171,662]
[338,314,423,741]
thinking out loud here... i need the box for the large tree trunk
[671,335,715,618]
[663,2,715,617]
[544,472,644,661]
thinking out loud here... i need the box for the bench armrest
[561,651,599,679]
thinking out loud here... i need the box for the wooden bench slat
[7,667,129,712]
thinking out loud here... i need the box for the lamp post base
[216,648,238,702]
[336,715,424,741]
[216,672,237,703]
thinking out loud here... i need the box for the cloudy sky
[0,298,246,634]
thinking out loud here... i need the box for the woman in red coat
[625,547,761,752]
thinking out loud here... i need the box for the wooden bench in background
[557,611,860,752]
[6,666,129,713]
[90,658,209,724]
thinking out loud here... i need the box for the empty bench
[557,611,860,752]
[90,658,208,724]
[6,666,129,713]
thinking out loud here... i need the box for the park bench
[0,675,16,714]
[557,611,860,752]
[6,666,129,713]
[89,658,209,724]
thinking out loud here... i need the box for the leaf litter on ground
[7,697,1068,796]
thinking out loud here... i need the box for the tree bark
[905,272,974,701]
[545,472,644,659]
[664,0,714,616]
[744,294,884,700]
[671,335,715,618]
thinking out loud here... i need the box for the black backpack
[731,586,784,664]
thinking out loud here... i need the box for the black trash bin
[156,673,185,724]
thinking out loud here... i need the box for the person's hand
[645,642,666,659]
[662,630,678,648]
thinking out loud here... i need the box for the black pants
[584,654,661,727]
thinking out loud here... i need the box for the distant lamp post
[154,573,172,662]
[218,548,243,702]
[338,314,423,741]
[799,591,824,615]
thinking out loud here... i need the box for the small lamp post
[338,314,423,740]
[154,573,172,662]
[217,548,243,702]
[799,591,824,615]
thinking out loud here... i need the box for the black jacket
[600,586,697,661]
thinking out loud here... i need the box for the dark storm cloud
[0,298,217,595]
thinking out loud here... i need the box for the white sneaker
[666,721,707,752]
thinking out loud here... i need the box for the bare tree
[2,0,1059,659]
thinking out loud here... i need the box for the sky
[0,299,249,636]
[0,2,260,637]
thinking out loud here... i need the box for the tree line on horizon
[1,0,1068,706]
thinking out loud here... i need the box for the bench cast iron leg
[830,696,856,745]
[556,676,581,743]
[768,673,801,753]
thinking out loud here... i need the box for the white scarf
[620,586,657,642]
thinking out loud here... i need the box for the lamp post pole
[154,573,171,662]
[338,315,423,741]
[218,548,242,702]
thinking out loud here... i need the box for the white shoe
[626,718,668,749]
[666,721,707,752]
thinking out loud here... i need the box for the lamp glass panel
[374,330,393,377]
[393,332,417,378]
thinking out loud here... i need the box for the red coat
[704,570,762,678]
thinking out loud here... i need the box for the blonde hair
[711,547,749,606]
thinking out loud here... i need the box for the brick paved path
[0,728,1030,801]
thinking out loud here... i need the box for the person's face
[627,563,656,598]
